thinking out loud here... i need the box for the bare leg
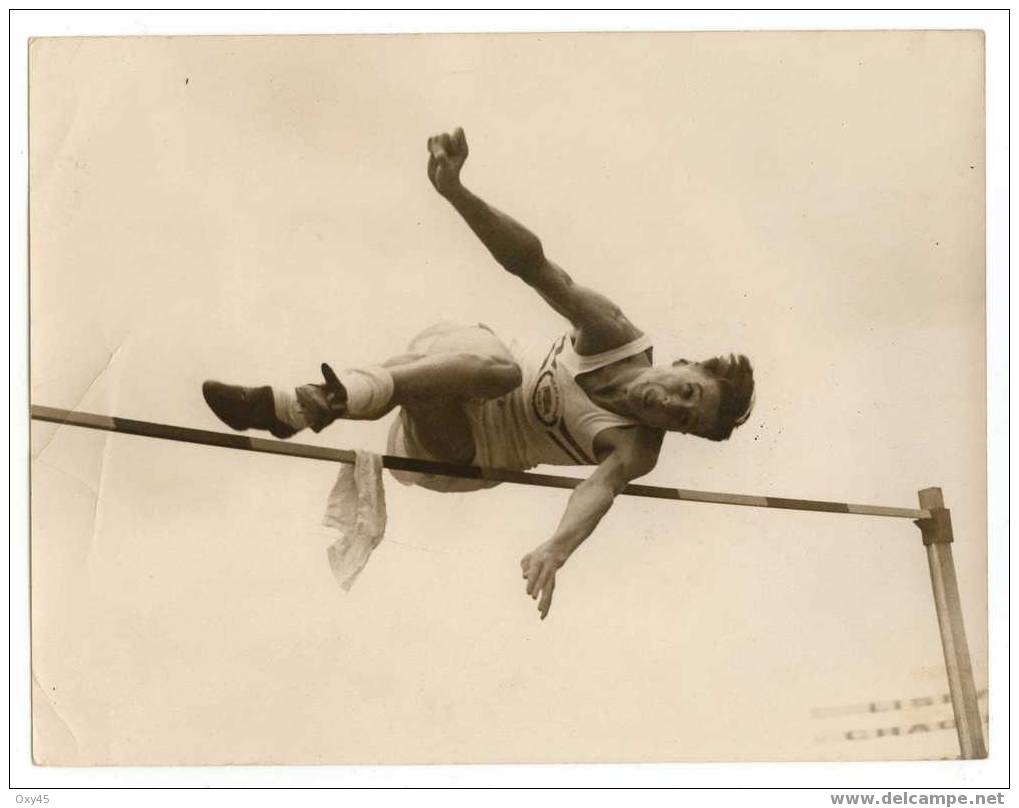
[204,324,521,449]
[384,324,521,466]
[296,322,520,426]
[382,322,521,404]
[385,351,521,406]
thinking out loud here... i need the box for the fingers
[526,562,540,598]
[538,577,555,620]
[452,126,468,155]
[536,564,554,598]
[520,549,561,620]
[427,128,467,159]
[520,554,534,593]
[521,558,556,619]
[427,135,446,160]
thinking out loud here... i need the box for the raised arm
[427,128,640,348]
[520,426,663,620]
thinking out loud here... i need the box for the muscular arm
[427,128,640,348]
[521,426,663,619]
[442,182,545,278]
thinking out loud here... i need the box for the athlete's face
[626,362,722,436]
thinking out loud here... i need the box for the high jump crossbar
[32,405,925,518]
[29,404,987,759]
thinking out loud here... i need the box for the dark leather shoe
[294,363,349,433]
[202,381,296,439]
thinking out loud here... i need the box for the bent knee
[460,352,522,396]
[491,355,523,391]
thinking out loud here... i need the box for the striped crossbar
[30,405,930,520]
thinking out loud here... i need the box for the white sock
[338,366,395,418]
[272,388,310,430]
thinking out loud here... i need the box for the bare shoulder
[572,306,645,355]
[593,425,664,477]
[526,259,644,353]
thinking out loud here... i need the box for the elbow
[607,475,630,497]
[504,236,545,279]
[578,475,625,506]
[597,456,643,497]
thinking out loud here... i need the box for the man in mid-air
[203,128,755,620]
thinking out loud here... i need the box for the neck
[585,364,647,419]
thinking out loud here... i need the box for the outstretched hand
[520,541,568,621]
[427,127,469,196]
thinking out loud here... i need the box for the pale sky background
[29,32,986,764]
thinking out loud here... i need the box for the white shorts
[385,322,511,493]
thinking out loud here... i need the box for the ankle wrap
[337,366,395,418]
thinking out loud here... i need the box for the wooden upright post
[915,487,987,759]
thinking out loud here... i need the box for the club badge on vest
[530,336,594,464]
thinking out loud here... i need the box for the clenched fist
[427,127,468,197]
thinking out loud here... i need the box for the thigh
[401,401,476,465]
[393,322,515,463]
[387,406,498,493]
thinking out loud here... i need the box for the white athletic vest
[470,331,652,469]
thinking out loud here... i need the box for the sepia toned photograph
[27,28,988,769]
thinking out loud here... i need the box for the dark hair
[674,354,755,441]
